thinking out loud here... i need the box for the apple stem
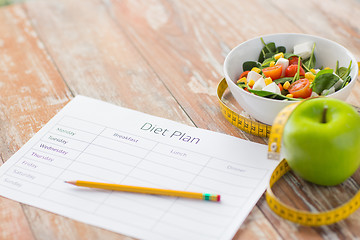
[321,105,328,123]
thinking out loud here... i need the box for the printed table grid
[0,96,276,240]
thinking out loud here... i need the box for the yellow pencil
[65,180,220,202]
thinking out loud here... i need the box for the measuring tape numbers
[217,78,360,226]
[217,78,271,138]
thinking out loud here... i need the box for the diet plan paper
[0,95,278,240]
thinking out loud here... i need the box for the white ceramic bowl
[223,33,358,125]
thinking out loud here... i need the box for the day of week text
[56,127,75,136]
[22,160,37,168]
[39,143,68,155]
[13,169,35,180]
[48,135,68,145]
[31,152,54,162]
[4,178,22,188]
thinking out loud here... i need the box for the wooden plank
[0,5,72,158]
[21,207,129,240]
[268,0,360,108]
[24,0,193,124]
[0,197,33,240]
[270,0,360,58]
[233,203,282,240]
[0,4,73,240]
[181,0,303,47]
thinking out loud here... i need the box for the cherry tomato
[277,83,283,92]
[288,56,301,65]
[262,65,282,80]
[285,65,305,77]
[239,71,250,79]
[288,78,312,98]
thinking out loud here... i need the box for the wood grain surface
[0,0,359,239]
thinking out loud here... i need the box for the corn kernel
[310,69,316,74]
[305,72,315,82]
[251,67,261,73]
[248,79,255,87]
[270,61,275,67]
[264,77,272,85]
[324,67,330,70]
[286,94,293,98]
[283,81,290,90]
[237,77,247,84]
[274,52,284,60]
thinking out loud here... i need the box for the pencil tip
[65,181,75,185]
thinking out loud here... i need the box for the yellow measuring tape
[217,78,360,226]
[217,78,271,138]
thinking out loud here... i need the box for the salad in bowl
[223,33,358,125]
[236,38,352,101]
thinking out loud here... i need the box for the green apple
[282,97,360,186]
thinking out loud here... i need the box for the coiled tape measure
[217,77,360,226]
[217,78,272,138]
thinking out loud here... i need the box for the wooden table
[1,0,360,239]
